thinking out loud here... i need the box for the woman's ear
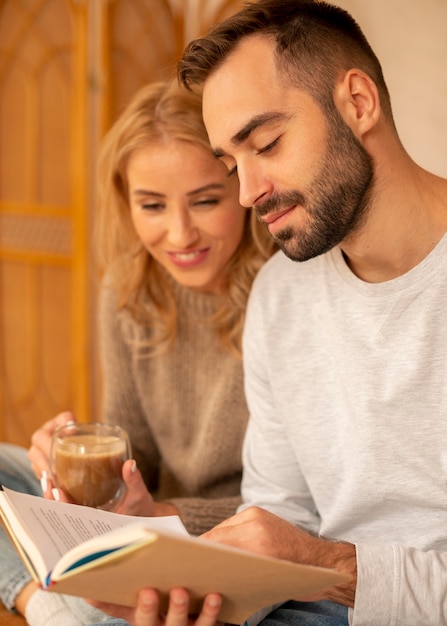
[333,69,381,139]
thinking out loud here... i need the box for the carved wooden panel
[0,0,245,447]
[0,0,89,444]
[103,0,245,125]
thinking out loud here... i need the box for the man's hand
[201,506,357,607]
[89,587,222,626]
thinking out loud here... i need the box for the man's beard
[255,110,374,262]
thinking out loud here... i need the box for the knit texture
[24,591,82,626]
[98,277,247,536]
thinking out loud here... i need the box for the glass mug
[49,422,131,510]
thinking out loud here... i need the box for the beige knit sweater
[98,277,248,536]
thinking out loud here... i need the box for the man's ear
[333,69,381,139]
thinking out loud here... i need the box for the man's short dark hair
[178,0,393,121]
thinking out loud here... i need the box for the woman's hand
[45,458,179,514]
[28,411,76,483]
[29,416,178,518]
[89,587,222,626]
[113,460,179,518]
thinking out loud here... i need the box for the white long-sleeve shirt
[240,236,447,625]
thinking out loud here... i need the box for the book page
[0,487,187,584]
[51,523,159,581]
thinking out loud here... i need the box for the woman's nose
[167,207,198,247]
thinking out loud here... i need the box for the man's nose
[237,162,271,208]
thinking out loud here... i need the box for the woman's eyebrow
[132,189,163,197]
[131,184,225,197]
[186,183,225,196]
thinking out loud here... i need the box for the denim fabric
[261,600,349,626]
[0,444,41,609]
[0,444,129,624]
[0,443,42,495]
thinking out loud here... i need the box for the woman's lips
[167,248,209,268]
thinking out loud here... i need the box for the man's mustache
[254,190,305,217]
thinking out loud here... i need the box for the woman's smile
[167,247,210,267]
[127,139,246,294]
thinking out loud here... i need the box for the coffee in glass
[50,422,131,510]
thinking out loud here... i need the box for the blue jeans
[0,443,129,624]
[261,600,349,626]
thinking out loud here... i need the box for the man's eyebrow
[212,112,288,158]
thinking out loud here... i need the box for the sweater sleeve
[351,543,447,625]
[98,278,160,491]
[167,495,242,536]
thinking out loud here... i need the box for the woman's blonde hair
[96,80,275,357]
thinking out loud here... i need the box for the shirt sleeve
[240,280,321,531]
[351,543,447,625]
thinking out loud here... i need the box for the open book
[0,487,349,624]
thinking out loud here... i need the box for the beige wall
[334,0,447,177]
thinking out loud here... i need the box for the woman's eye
[257,136,280,155]
[193,198,220,208]
[141,202,164,211]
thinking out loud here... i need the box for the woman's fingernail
[131,460,137,474]
[52,488,61,501]
[40,470,48,493]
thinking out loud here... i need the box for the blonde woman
[0,81,274,626]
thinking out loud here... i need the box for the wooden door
[0,0,244,447]
[0,0,89,444]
